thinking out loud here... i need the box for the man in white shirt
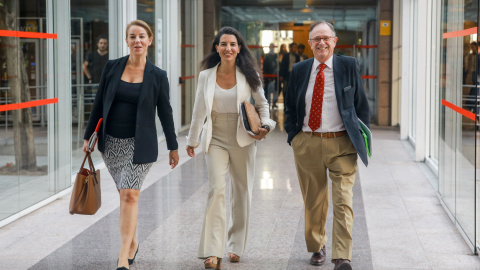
[284,21,370,270]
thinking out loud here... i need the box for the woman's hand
[186,145,196,157]
[169,150,179,169]
[249,127,269,140]
[82,140,90,153]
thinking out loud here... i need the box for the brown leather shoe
[309,246,326,266]
[333,259,352,270]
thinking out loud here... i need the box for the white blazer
[187,64,276,153]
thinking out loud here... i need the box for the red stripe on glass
[0,30,57,39]
[441,99,475,120]
[442,27,477,39]
[0,98,59,112]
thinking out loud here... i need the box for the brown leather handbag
[69,152,101,215]
[240,101,261,135]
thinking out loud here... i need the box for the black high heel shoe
[116,259,129,270]
[128,244,139,265]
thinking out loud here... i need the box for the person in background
[298,43,308,61]
[83,20,179,270]
[83,35,109,84]
[285,21,370,270]
[186,26,275,269]
[279,43,288,62]
[466,42,480,113]
[279,42,300,101]
[263,43,279,108]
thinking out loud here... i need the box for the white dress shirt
[302,56,345,132]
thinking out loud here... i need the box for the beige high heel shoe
[204,256,222,269]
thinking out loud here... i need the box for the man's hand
[169,150,179,169]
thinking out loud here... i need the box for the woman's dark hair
[201,26,261,92]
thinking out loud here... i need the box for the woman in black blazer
[83,20,179,270]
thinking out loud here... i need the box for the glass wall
[70,0,109,172]
[439,0,477,249]
[0,0,56,221]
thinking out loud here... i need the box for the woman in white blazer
[186,27,275,269]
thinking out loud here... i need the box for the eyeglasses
[309,36,334,43]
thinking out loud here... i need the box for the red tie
[308,63,327,131]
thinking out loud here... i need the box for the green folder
[358,118,372,157]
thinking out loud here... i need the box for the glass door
[439,0,477,251]
[0,1,55,221]
[180,0,197,127]
[70,0,109,172]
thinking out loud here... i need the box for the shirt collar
[313,55,333,70]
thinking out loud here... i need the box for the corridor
[1,126,479,269]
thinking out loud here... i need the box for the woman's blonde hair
[125,20,153,39]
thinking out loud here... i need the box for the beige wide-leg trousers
[292,131,357,261]
[198,111,256,258]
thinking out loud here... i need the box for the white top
[302,56,345,132]
[212,83,238,113]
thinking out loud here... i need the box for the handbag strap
[86,153,96,172]
[86,153,99,185]
[79,152,89,172]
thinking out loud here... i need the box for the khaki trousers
[198,111,256,258]
[292,131,357,261]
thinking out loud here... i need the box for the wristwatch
[261,125,270,132]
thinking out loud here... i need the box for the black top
[106,80,141,138]
[263,52,278,75]
[279,52,300,80]
[86,51,109,83]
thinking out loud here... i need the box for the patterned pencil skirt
[102,134,153,190]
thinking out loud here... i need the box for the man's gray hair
[309,21,336,37]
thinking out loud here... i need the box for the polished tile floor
[1,122,479,269]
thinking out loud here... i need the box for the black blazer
[84,55,178,164]
[279,52,300,80]
[284,54,371,166]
